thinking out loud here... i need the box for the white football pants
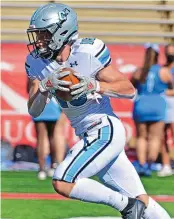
[53,115,146,197]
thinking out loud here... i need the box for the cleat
[121,198,146,219]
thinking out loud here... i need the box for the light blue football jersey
[26,38,116,135]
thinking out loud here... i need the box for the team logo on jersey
[70,61,78,67]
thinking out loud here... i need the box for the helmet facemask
[27,28,55,59]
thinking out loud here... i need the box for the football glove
[70,73,100,100]
[39,71,71,93]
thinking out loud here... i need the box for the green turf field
[1,171,174,219]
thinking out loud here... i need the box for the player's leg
[46,121,58,177]
[147,121,164,166]
[52,113,67,164]
[136,122,148,167]
[35,121,49,180]
[97,150,171,219]
[158,124,173,177]
[143,197,171,219]
[52,116,145,217]
[47,115,67,177]
[135,122,150,176]
[53,117,128,210]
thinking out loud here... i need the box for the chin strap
[50,49,60,60]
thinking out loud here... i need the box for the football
[55,67,79,101]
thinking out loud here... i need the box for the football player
[26,3,171,219]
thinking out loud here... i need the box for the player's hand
[70,73,100,100]
[39,71,72,93]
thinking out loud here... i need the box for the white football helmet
[27,3,78,59]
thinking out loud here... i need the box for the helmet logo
[58,8,70,21]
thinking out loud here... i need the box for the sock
[69,178,128,211]
[143,197,171,219]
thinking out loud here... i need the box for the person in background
[27,79,67,180]
[158,43,174,177]
[131,43,173,176]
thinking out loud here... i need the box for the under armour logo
[70,61,78,67]
[68,149,73,155]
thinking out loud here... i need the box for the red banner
[1,43,166,148]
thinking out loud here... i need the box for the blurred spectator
[131,43,172,176]
[1,138,14,163]
[158,43,174,177]
[27,79,67,180]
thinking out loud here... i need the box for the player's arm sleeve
[90,39,112,77]
[25,55,37,80]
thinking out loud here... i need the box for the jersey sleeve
[91,39,112,77]
[92,38,112,68]
[78,38,112,77]
[25,54,37,80]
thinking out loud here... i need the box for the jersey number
[54,94,87,108]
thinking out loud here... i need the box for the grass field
[1,171,174,219]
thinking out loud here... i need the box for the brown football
[55,67,79,101]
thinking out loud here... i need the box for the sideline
[1,193,174,202]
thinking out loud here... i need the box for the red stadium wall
[1,43,166,148]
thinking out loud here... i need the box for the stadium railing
[1,1,174,43]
